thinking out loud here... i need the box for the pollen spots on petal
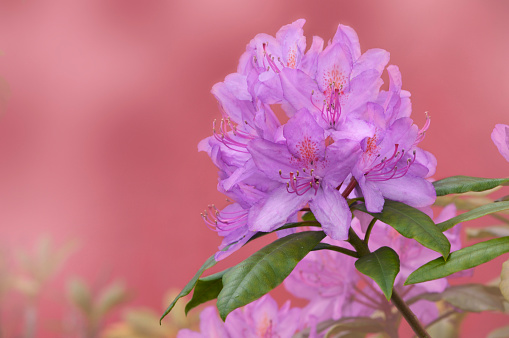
[361,131,381,168]
[323,65,347,96]
[296,136,320,167]
[365,134,379,157]
[287,47,297,69]
[257,315,273,337]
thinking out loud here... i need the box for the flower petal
[376,175,436,208]
[310,185,351,240]
[283,109,326,161]
[351,48,390,79]
[248,185,312,232]
[357,174,385,213]
[247,139,295,181]
[332,24,361,61]
[492,124,509,162]
[280,67,321,114]
[316,43,353,94]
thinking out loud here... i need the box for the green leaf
[437,201,509,232]
[184,268,231,315]
[301,211,316,222]
[324,317,386,338]
[247,221,321,243]
[160,255,217,323]
[433,176,509,196]
[354,200,450,259]
[439,284,506,312]
[405,236,509,285]
[354,247,400,300]
[217,231,325,320]
[466,225,509,240]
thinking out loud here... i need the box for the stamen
[364,145,416,182]
[312,86,342,128]
[262,43,281,74]
[201,204,249,232]
[211,117,256,154]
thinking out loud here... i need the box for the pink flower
[284,238,360,323]
[177,295,301,338]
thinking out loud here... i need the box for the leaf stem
[364,218,378,244]
[311,243,359,258]
[348,227,430,338]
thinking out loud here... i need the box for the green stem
[311,243,359,258]
[363,218,377,244]
[348,227,430,338]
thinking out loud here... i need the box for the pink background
[0,0,508,336]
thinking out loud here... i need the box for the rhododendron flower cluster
[199,19,436,259]
[166,19,509,338]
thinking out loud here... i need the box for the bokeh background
[0,0,508,336]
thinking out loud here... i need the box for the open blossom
[284,237,360,323]
[352,114,436,213]
[279,24,389,132]
[492,123,509,162]
[237,19,323,109]
[247,109,360,240]
[177,295,301,338]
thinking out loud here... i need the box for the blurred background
[0,0,508,336]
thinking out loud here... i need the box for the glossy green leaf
[217,231,325,320]
[433,176,509,196]
[354,247,400,300]
[354,200,450,259]
[160,255,216,323]
[247,221,321,243]
[466,225,509,240]
[437,201,509,232]
[185,268,231,315]
[406,237,509,285]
